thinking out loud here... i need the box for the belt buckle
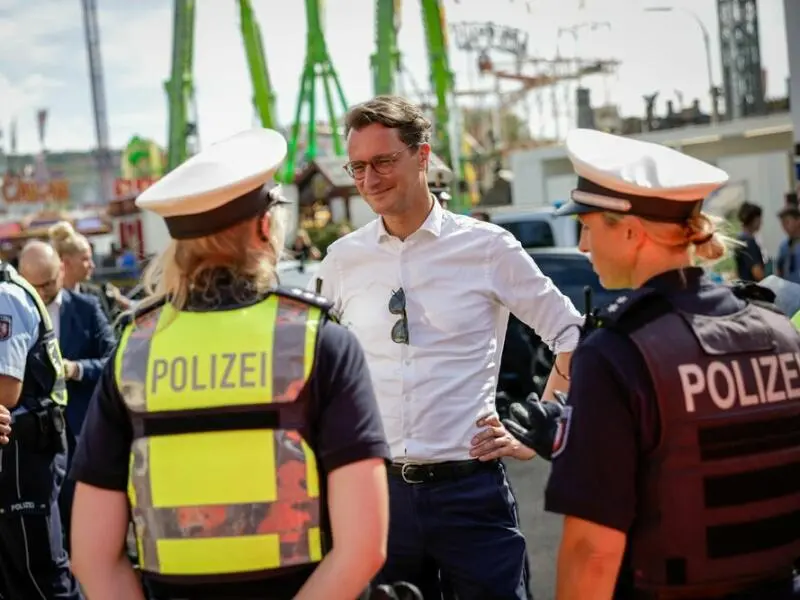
[400,462,425,484]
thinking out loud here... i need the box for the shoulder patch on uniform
[273,286,335,314]
[551,405,573,459]
[0,314,11,340]
[598,288,675,336]
[598,289,648,320]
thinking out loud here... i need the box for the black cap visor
[164,183,289,240]
[553,177,704,223]
[553,199,602,218]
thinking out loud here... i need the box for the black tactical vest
[602,287,800,598]
[0,263,67,411]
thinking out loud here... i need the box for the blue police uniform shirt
[544,267,745,590]
[0,265,42,390]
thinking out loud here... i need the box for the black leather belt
[387,459,497,484]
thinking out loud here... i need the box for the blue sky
[0,0,789,154]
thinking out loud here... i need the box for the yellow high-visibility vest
[792,310,800,330]
[115,289,327,579]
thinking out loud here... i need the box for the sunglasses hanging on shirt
[389,288,409,345]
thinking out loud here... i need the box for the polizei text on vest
[150,352,270,393]
[678,352,800,413]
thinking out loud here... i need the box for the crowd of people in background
[735,191,800,284]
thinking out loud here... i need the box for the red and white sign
[114,177,157,199]
[118,217,145,258]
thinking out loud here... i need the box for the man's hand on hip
[0,405,11,445]
[470,413,535,461]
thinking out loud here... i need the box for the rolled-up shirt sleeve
[489,230,584,354]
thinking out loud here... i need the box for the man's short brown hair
[344,95,432,147]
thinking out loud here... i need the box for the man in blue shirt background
[776,205,800,283]
[0,262,83,599]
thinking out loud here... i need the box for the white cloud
[0,0,790,153]
[0,72,64,118]
[0,0,81,67]
[98,5,173,90]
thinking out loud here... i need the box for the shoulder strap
[116,297,168,332]
[272,286,337,320]
[729,281,785,315]
[0,263,54,335]
[597,287,674,336]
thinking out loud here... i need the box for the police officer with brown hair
[503,129,800,600]
[65,128,419,600]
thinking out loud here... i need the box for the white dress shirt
[313,201,584,462]
[47,289,62,341]
[47,289,83,381]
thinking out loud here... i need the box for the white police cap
[136,128,289,240]
[554,129,729,223]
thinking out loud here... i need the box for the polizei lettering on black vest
[678,352,800,413]
[150,352,270,394]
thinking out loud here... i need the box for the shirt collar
[48,289,64,310]
[642,266,708,292]
[376,196,444,242]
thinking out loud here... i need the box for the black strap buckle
[34,410,50,436]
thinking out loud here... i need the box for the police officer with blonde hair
[68,128,400,600]
[503,129,800,600]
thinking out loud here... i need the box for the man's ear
[418,143,431,171]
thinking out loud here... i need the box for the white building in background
[509,112,794,257]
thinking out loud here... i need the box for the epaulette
[729,281,784,315]
[730,280,776,304]
[115,298,167,332]
[272,286,338,320]
[596,287,673,335]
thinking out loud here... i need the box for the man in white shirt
[313,95,583,600]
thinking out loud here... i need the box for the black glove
[369,582,424,600]
[502,391,567,461]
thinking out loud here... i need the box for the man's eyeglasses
[344,146,413,180]
[389,288,409,345]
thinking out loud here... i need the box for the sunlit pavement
[506,458,560,600]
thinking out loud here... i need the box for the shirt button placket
[398,241,412,454]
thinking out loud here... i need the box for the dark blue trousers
[375,461,528,600]
[57,427,78,554]
[0,439,83,600]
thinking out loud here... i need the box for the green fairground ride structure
[164,0,348,182]
[163,1,460,201]
[164,0,280,173]
[282,0,350,182]
[371,0,460,209]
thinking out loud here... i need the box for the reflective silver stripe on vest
[119,307,162,570]
[120,296,322,574]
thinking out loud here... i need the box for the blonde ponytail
[684,213,731,262]
[48,221,90,257]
